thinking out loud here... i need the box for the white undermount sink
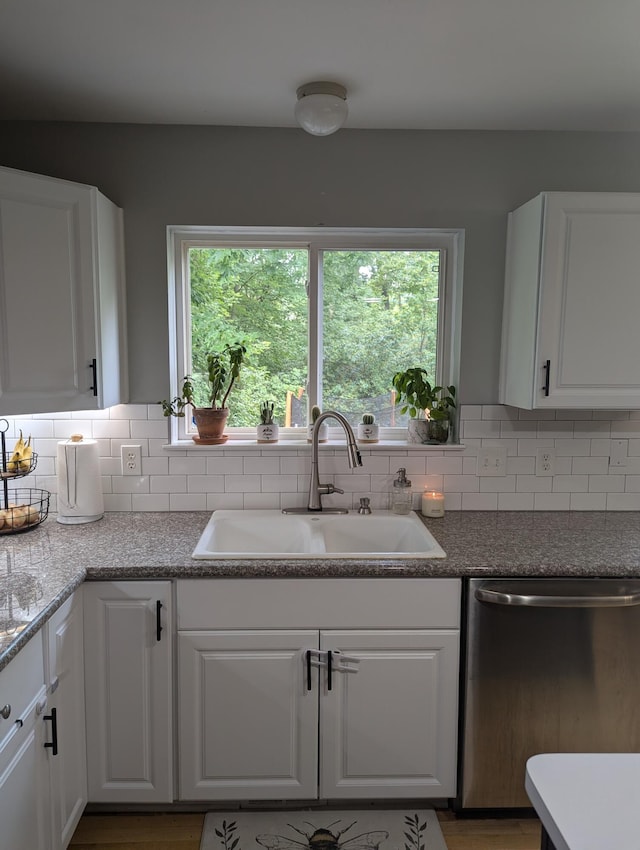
[192,509,446,560]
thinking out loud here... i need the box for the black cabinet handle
[156,601,163,642]
[44,707,58,756]
[542,359,550,396]
[306,650,312,691]
[89,359,98,396]
[327,650,333,691]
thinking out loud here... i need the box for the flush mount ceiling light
[294,81,348,136]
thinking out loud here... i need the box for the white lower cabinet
[0,632,50,850]
[83,581,173,803]
[45,592,87,850]
[177,578,460,802]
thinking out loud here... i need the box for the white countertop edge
[526,753,640,850]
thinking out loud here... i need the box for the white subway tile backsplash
[588,475,625,492]
[244,456,280,475]
[571,457,609,475]
[150,475,187,494]
[516,475,552,493]
[187,475,225,493]
[142,457,170,476]
[92,419,132,439]
[170,493,207,511]
[10,403,640,513]
[498,493,535,510]
[244,492,282,509]
[534,493,571,510]
[606,493,640,510]
[462,493,498,510]
[507,456,535,475]
[225,474,260,492]
[112,476,149,494]
[261,474,298,493]
[206,457,243,475]
[132,493,170,511]
[461,420,501,439]
[570,493,607,511]
[207,493,244,510]
[552,475,589,493]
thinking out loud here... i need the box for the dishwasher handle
[475,582,640,608]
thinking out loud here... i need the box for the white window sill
[162,439,465,452]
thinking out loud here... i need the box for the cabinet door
[319,630,459,799]
[539,193,640,407]
[0,166,127,415]
[46,593,87,850]
[83,581,172,803]
[0,692,50,850]
[501,192,640,408]
[178,630,318,800]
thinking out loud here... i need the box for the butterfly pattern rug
[200,809,447,850]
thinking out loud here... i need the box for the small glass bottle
[391,467,413,514]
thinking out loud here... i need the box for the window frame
[166,226,464,444]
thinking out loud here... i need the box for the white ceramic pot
[257,423,279,443]
[357,422,379,442]
[407,418,430,444]
[307,422,329,443]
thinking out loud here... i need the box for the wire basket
[0,450,38,479]
[0,488,50,535]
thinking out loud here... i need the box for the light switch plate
[477,446,507,476]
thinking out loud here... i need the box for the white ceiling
[2,0,640,131]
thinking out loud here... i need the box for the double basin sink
[192,509,446,560]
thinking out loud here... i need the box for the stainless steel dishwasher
[458,577,640,811]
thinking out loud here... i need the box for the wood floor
[69,811,542,850]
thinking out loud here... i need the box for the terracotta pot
[192,407,229,444]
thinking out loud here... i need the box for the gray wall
[2,122,640,404]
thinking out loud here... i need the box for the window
[167,227,462,442]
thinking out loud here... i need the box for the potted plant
[257,401,279,443]
[357,413,379,443]
[307,404,328,443]
[159,342,247,444]
[392,367,456,444]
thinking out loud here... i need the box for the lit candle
[421,490,445,517]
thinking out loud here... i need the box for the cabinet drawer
[177,578,461,630]
[0,631,44,749]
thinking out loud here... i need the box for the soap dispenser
[391,467,413,515]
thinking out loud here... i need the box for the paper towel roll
[56,437,104,524]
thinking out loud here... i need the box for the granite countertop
[3,509,640,670]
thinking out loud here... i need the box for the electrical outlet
[477,446,507,476]
[121,444,142,476]
[536,447,556,476]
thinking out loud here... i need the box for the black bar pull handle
[542,359,550,397]
[306,650,312,691]
[89,359,98,396]
[44,707,58,756]
[156,601,163,642]
[327,650,333,691]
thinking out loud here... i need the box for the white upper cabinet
[0,166,128,415]
[499,192,640,409]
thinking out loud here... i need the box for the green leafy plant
[159,342,247,415]
[260,401,275,424]
[158,376,194,418]
[392,367,456,420]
